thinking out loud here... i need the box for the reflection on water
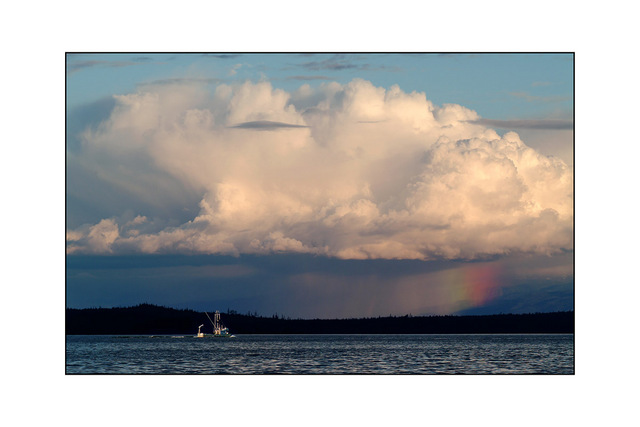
[66,334,574,374]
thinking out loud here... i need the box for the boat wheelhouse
[195,311,234,338]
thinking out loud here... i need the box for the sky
[66,53,573,318]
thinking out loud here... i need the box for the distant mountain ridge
[66,304,574,335]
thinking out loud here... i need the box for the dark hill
[66,304,574,335]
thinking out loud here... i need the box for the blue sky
[66,53,573,317]
[67,53,573,120]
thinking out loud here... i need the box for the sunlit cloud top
[66,77,573,260]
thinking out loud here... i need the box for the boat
[195,311,235,338]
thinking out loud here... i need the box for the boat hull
[195,334,235,338]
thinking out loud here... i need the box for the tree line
[66,304,574,335]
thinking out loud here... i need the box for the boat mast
[205,311,216,334]
[214,311,221,335]
[204,310,225,335]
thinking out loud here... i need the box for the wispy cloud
[509,91,571,103]
[228,63,242,76]
[137,77,223,87]
[298,55,403,73]
[66,60,139,75]
[66,56,167,75]
[130,56,155,62]
[300,56,360,71]
[469,118,573,130]
[201,54,242,59]
[285,75,333,81]
[228,120,309,130]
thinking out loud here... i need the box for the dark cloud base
[469,118,573,130]
[67,253,573,318]
[228,120,309,130]
[67,253,464,277]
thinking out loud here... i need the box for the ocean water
[66,334,574,374]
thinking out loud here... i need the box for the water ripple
[66,334,574,374]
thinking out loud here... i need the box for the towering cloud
[66,79,573,260]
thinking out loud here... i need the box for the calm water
[66,334,574,374]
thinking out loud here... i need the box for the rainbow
[431,262,505,314]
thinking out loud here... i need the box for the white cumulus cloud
[67,79,573,260]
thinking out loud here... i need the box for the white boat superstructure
[195,311,234,338]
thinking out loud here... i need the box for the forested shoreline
[66,304,574,335]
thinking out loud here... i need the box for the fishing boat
[195,311,235,338]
